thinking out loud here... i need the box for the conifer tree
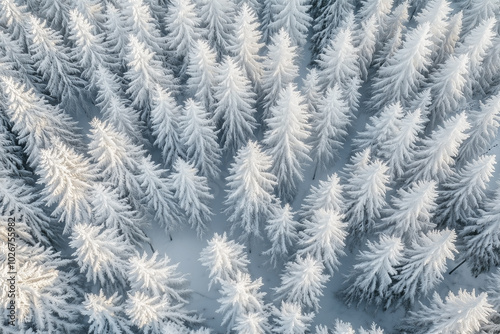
[271,302,314,334]
[0,30,38,89]
[94,65,144,144]
[427,54,469,127]
[0,0,28,44]
[407,112,470,183]
[297,208,347,274]
[331,320,355,334]
[264,84,311,202]
[458,92,500,163]
[178,98,221,179]
[83,291,133,334]
[70,223,134,288]
[217,272,267,332]
[186,39,218,113]
[37,0,70,32]
[68,9,112,87]
[462,0,499,33]
[371,23,432,109]
[268,0,311,47]
[391,229,457,306]
[150,84,183,166]
[356,0,394,40]
[383,108,426,180]
[414,0,452,58]
[381,180,437,244]
[344,159,389,240]
[228,3,264,88]
[311,85,352,171]
[263,203,300,268]
[128,252,190,304]
[261,29,299,116]
[197,0,236,57]
[137,155,181,236]
[38,140,95,234]
[169,158,213,237]
[344,235,404,307]
[0,76,81,168]
[373,24,402,69]
[356,15,379,81]
[26,15,85,104]
[124,35,177,119]
[274,254,330,311]
[213,56,257,154]
[402,289,493,334]
[224,141,277,240]
[91,184,148,246]
[233,312,271,334]
[102,4,129,68]
[435,155,495,228]
[199,232,250,290]
[380,0,408,46]
[299,173,345,221]
[302,68,321,116]
[73,0,105,30]
[483,269,500,333]
[434,11,463,65]
[121,0,166,57]
[359,323,385,334]
[462,185,500,274]
[479,34,500,92]
[164,0,203,75]
[0,129,23,177]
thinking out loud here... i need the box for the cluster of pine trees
[1,0,500,333]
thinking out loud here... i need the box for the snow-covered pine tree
[91,184,148,246]
[354,102,404,158]
[72,0,105,30]
[344,158,390,240]
[359,323,385,334]
[274,254,330,311]
[196,0,236,57]
[224,141,277,241]
[434,11,463,65]
[263,203,300,268]
[435,155,495,228]
[128,252,190,304]
[88,118,145,204]
[356,0,394,41]
[186,39,218,113]
[150,84,183,166]
[37,0,70,32]
[261,29,299,116]
[356,15,379,81]
[380,0,408,46]
[125,291,200,332]
[68,9,112,87]
[267,0,311,47]
[299,173,344,222]
[458,92,500,163]
[479,34,500,93]
[169,158,213,237]
[414,0,452,59]
[310,85,352,171]
[178,98,221,179]
[461,185,500,274]
[0,30,38,90]
[302,68,321,116]
[137,155,181,236]
[316,22,359,93]
[83,291,133,334]
[102,4,129,68]
[401,289,493,334]
[164,0,203,76]
[0,129,23,177]
[381,180,437,244]
[371,23,432,109]
[0,0,29,45]
[297,208,347,274]
[263,84,311,202]
[426,54,469,127]
[271,301,314,334]
[311,0,355,58]
[124,35,177,119]
[70,223,134,288]
[331,319,355,334]
[407,112,470,183]
[390,229,457,306]
[25,15,85,105]
[383,108,427,180]
[233,311,271,334]
[455,17,496,98]
[373,23,403,69]
[0,76,81,168]
[37,140,95,234]
[213,56,257,154]
[228,3,264,89]
[344,234,404,307]
[121,0,166,58]
[217,272,267,332]
[461,0,499,34]
[483,268,500,332]
[93,65,144,144]
[199,232,250,290]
